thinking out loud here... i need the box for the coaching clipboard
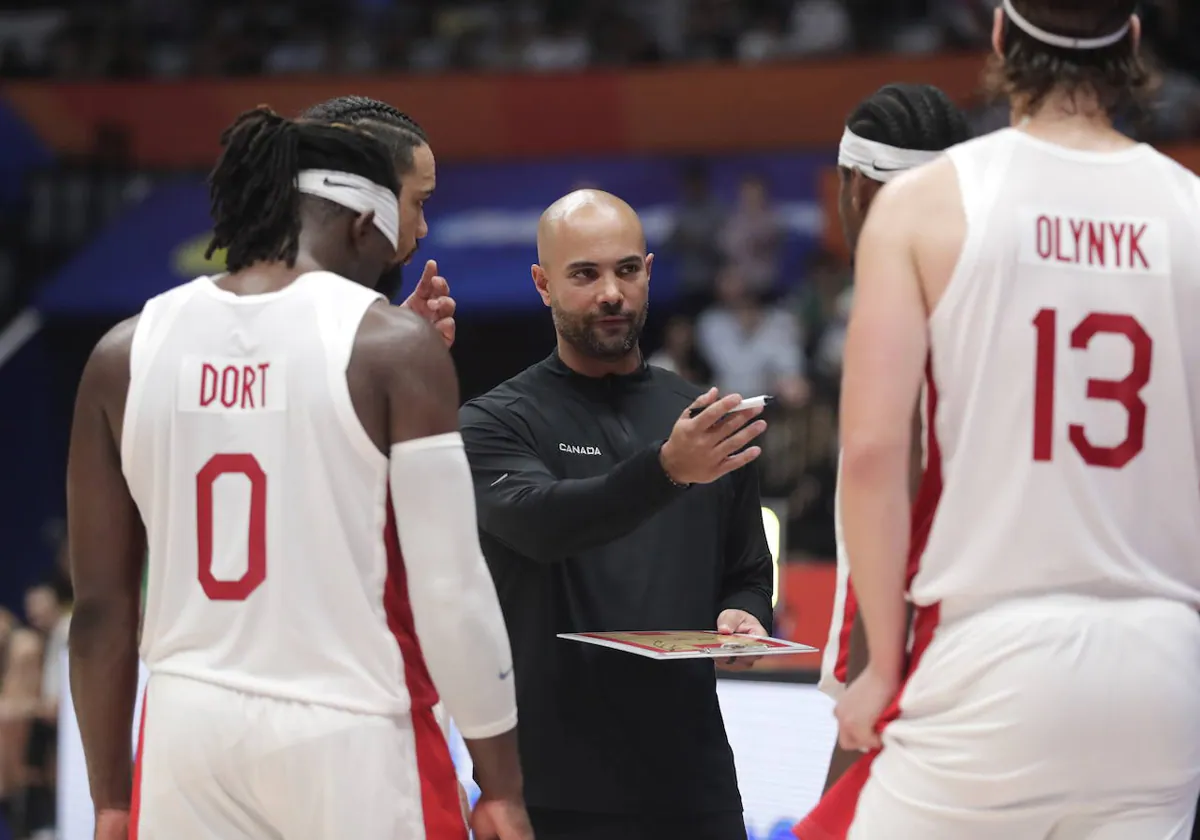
[557,630,817,661]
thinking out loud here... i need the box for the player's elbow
[68,595,139,659]
[408,574,518,738]
[840,435,910,487]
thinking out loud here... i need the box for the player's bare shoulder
[354,301,455,384]
[78,315,140,442]
[348,301,460,451]
[870,157,967,310]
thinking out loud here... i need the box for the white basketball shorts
[849,595,1200,840]
[131,672,466,840]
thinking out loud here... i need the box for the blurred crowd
[0,540,71,840]
[649,162,846,558]
[0,0,1196,85]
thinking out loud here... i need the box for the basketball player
[300,97,457,346]
[66,109,532,840]
[816,85,970,791]
[820,1,1200,837]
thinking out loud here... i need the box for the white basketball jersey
[122,272,434,716]
[914,128,1200,616]
[819,455,852,699]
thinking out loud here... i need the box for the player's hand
[715,609,768,671]
[93,808,129,840]
[470,796,535,840]
[660,389,766,486]
[834,663,900,753]
[400,259,457,348]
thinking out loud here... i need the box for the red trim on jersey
[129,688,148,840]
[832,584,859,685]
[382,490,469,840]
[795,361,945,840]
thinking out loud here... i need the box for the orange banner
[3,53,990,166]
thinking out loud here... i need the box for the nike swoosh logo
[490,473,509,487]
[499,668,513,680]
[323,177,357,189]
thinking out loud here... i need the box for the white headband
[837,128,941,183]
[296,169,400,251]
[1002,0,1131,50]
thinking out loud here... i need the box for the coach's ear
[992,7,1005,58]
[531,263,551,308]
[1130,13,1141,53]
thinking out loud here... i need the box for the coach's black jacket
[459,351,774,816]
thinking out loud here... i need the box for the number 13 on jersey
[1032,309,1153,469]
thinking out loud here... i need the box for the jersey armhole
[1191,173,1200,227]
[316,295,389,469]
[120,284,199,472]
[930,137,1017,327]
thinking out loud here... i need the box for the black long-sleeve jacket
[459,352,774,816]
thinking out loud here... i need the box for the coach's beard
[553,299,648,361]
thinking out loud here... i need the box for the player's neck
[556,339,643,378]
[1011,91,1135,152]
[219,255,324,296]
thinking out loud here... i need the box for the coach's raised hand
[659,389,767,486]
[400,259,457,347]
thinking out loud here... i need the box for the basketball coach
[460,189,775,840]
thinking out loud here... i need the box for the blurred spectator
[736,6,794,63]
[522,18,590,71]
[720,173,785,295]
[812,285,853,382]
[666,161,726,315]
[683,0,738,62]
[791,250,853,384]
[0,571,70,840]
[0,610,41,839]
[648,315,713,385]
[696,267,809,406]
[787,0,853,56]
[16,583,66,840]
[0,0,1195,97]
[1153,72,1200,142]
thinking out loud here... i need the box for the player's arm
[66,319,145,817]
[826,404,923,788]
[838,177,929,688]
[822,615,868,789]
[459,405,686,563]
[372,309,522,803]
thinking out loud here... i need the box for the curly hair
[846,83,971,155]
[301,96,428,173]
[207,106,398,272]
[984,0,1155,118]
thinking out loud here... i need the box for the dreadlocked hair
[984,0,1154,119]
[300,96,428,173]
[846,83,971,155]
[206,106,399,273]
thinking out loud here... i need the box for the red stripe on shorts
[382,489,469,840]
[129,687,148,840]
[795,360,945,840]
